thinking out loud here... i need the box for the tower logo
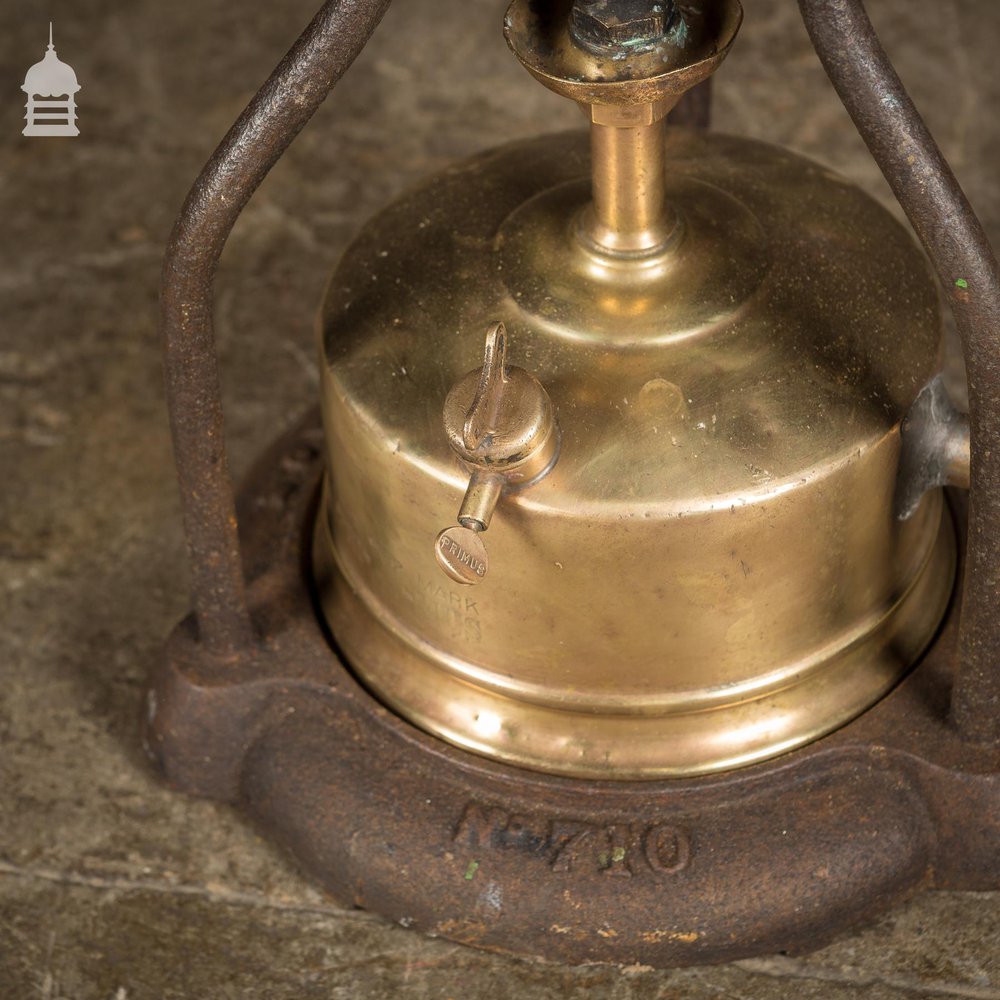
[22,24,81,137]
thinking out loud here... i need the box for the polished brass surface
[435,524,489,586]
[313,126,955,778]
[457,472,503,533]
[441,322,559,486]
[506,0,740,259]
[436,321,560,584]
[585,118,676,255]
[500,172,765,347]
[504,0,742,114]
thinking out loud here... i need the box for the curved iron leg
[160,0,393,657]
[798,0,1000,743]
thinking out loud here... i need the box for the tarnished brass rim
[314,489,956,779]
[323,491,949,715]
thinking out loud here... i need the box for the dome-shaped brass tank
[311,0,956,778]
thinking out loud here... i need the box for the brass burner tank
[312,0,960,778]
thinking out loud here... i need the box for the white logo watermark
[22,23,81,137]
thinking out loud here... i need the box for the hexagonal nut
[570,0,676,52]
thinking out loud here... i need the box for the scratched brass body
[313,0,954,779]
[312,122,955,778]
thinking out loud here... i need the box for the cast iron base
[145,412,1000,968]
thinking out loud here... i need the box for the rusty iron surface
[797,0,1000,743]
[159,0,392,657]
[146,412,1000,968]
[152,0,1000,967]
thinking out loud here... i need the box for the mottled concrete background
[1,0,998,996]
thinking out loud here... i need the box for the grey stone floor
[1,0,998,996]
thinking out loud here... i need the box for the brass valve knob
[435,322,559,585]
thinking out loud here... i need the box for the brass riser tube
[586,118,673,255]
